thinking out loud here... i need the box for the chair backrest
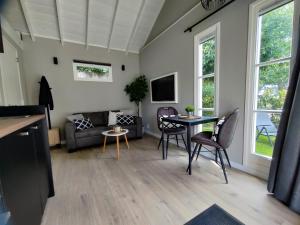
[157,107,178,130]
[218,108,239,149]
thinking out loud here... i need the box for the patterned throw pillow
[117,115,135,125]
[73,118,94,131]
[211,116,226,142]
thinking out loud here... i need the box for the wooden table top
[102,129,129,137]
[0,115,45,138]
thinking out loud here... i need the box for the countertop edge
[0,115,46,139]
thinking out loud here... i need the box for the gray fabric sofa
[65,110,143,152]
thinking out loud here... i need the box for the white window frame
[194,23,220,126]
[150,72,179,104]
[72,62,113,82]
[244,0,294,179]
[0,36,24,106]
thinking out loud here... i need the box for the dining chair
[157,107,187,158]
[190,108,239,183]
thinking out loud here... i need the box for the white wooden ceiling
[3,0,165,53]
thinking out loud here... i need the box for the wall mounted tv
[150,72,178,103]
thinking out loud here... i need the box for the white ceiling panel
[3,0,165,53]
[109,0,141,51]
[88,0,116,47]
[128,0,165,52]
[27,0,59,39]
[62,0,87,43]
[3,0,28,33]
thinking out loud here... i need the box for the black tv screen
[151,73,178,103]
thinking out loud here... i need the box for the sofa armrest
[135,116,143,138]
[65,121,77,151]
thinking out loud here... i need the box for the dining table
[161,115,219,175]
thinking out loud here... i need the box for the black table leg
[186,124,192,175]
[162,126,165,160]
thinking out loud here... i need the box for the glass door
[245,0,294,178]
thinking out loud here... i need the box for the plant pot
[187,112,193,118]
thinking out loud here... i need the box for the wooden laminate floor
[42,135,300,225]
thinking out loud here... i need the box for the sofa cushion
[81,111,108,126]
[75,126,107,138]
[121,125,137,138]
[67,113,84,122]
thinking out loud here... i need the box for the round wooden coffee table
[101,129,129,160]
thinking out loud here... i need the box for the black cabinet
[30,121,51,211]
[0,118,54,225]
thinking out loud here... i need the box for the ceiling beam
[55,0,64,46]
[107,0,119,52]
[125,0,145,54]
[85,0,91,49]
[19,0,35,41]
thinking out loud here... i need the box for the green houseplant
[124,75,148,116]
[185,105,195,118]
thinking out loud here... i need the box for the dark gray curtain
[267,18,300,214]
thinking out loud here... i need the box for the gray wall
[140,0,300,165]
[146,0,201,43]
[22,37,140,130]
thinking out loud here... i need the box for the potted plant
[124,75,148,116]
[185,105,195,118]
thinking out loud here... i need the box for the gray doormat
[185,204,245,225]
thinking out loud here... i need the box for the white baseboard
[145,130,248,173]
[145,130,187,148]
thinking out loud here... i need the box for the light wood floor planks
[42,135,300,225]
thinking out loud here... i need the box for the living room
[0,0,300,224]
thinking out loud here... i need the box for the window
[72,60,113,82]
[245,0,294,162]
[194,23,220,132]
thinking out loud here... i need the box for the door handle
[17,132,29,136]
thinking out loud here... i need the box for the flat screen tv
[150,72,178,103]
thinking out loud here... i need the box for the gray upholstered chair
[190,108,239,183]
[157,107,187,157]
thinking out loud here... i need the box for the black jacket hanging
[39,76,54,110]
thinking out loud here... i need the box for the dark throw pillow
[73,118,94,131]
[116,115,135,125]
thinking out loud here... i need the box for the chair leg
[187,144,199,172]
[217,148,228,184]
[191,144,199,161]
[223,149,231,168]
[181,134,187,150]
[158,134,163,150]
[166,135,169,159]
[256,127,263,140]
[196,144,202,160]
[215,148,218,163]
[265,129,273,146]
[175,135,179,147]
